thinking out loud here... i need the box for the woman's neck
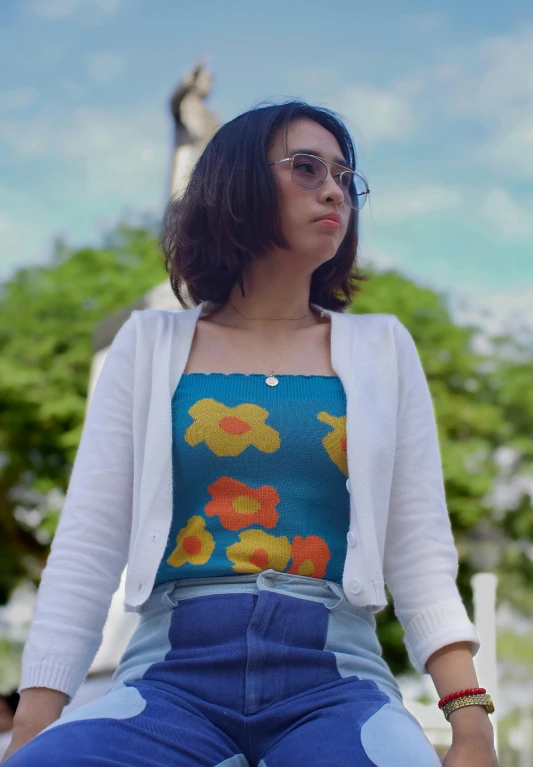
[205,279,320,335]
[213,299,322,335]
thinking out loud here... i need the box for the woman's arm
[383,320,480,673]
[426,642,498,765]
[2,689,68,763]
[17,314,138,701]
[426,642,493,732]
[385,320,497,763]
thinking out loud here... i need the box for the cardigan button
[346,478,351,493]
[348,579,362,595]
[347,531,357,547]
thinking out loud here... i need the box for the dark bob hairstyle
[161,99,368,311]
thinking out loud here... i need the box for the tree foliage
[350,269,533,671]
[0,221,167,604]
[1,228,532,676]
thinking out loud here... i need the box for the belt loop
[324,581,345,611]
[161,582,179,609]
[257,568,278,589]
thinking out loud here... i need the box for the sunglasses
[269,153,370,210]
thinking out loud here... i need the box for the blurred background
[0,0,532,763]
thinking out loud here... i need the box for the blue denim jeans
[7,569,440,766]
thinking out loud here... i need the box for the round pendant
[265,375,279,387]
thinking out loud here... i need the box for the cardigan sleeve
[384,318,480,674]
[18,315,137,701]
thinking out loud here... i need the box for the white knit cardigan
[19,300,479,699]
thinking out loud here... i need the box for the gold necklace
[251,336,296,387]
[229,300,311,387]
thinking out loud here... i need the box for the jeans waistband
[144,569,375,626]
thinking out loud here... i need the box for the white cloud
[0,88,38,111]
[57,108,168,199]
[357,241,404,272]
[478,116,533,178]
[451,288,533,335]
[0,101,170,280]
[454,28,533,121]
[30,0,122,21]
[0,213,26,256]
[296,70,420,147]
[356,244,532,335]
[86,52,128,84]
[444,28,533,178]
[0,207,53,280]
[31,0,82,17]
[409,11,447,36]
[0,9,189,281]
[370,185,464,224]
[479,188,533,238]
[0,105,168,199]
[336,79,420,145]
[0,110,57,157]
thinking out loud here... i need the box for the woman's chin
[284,240,339,269]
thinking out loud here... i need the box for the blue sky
[1,0,532,331]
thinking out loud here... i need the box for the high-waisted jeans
[7,569,441,766]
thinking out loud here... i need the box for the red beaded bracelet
[438,688,486,708]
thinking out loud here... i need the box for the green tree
[0,219,167,604]
[488,326,533,615]
[350,269,533,672]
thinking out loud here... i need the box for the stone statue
[169,60,220,199]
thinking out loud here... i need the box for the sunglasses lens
[289,153,369,209]
[341,173,355,207]
[343,172,369,209]
[291,154,326,190]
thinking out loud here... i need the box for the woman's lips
[314,219,341,230]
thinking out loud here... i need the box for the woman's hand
[1,688,67,763]
[443,706,498,767]
[443,729,499,766]
[1,724,42,764]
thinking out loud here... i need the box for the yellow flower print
[226,530,291,574]
[167,515,215,568]
[185,398,280,456]
[317,412,348,476]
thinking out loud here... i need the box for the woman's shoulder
[342,310,405,337]
[105,308,195,359]
[131,306,196,320]
[340,312,418,362]
[129,306,199,331]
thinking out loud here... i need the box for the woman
[3,101,497,766]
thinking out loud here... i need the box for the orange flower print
[206,477,280,531]
[317,412,348,476]
[185,398,280,456]
[226,530,291,574]
[167,515,215,568]
[287,535,331,579]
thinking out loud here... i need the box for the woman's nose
[319,170,344,205]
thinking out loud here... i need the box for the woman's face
[268,118,352,266]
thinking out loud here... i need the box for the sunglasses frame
[269,153,370,210]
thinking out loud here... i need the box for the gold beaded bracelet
[441,693,495,722]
